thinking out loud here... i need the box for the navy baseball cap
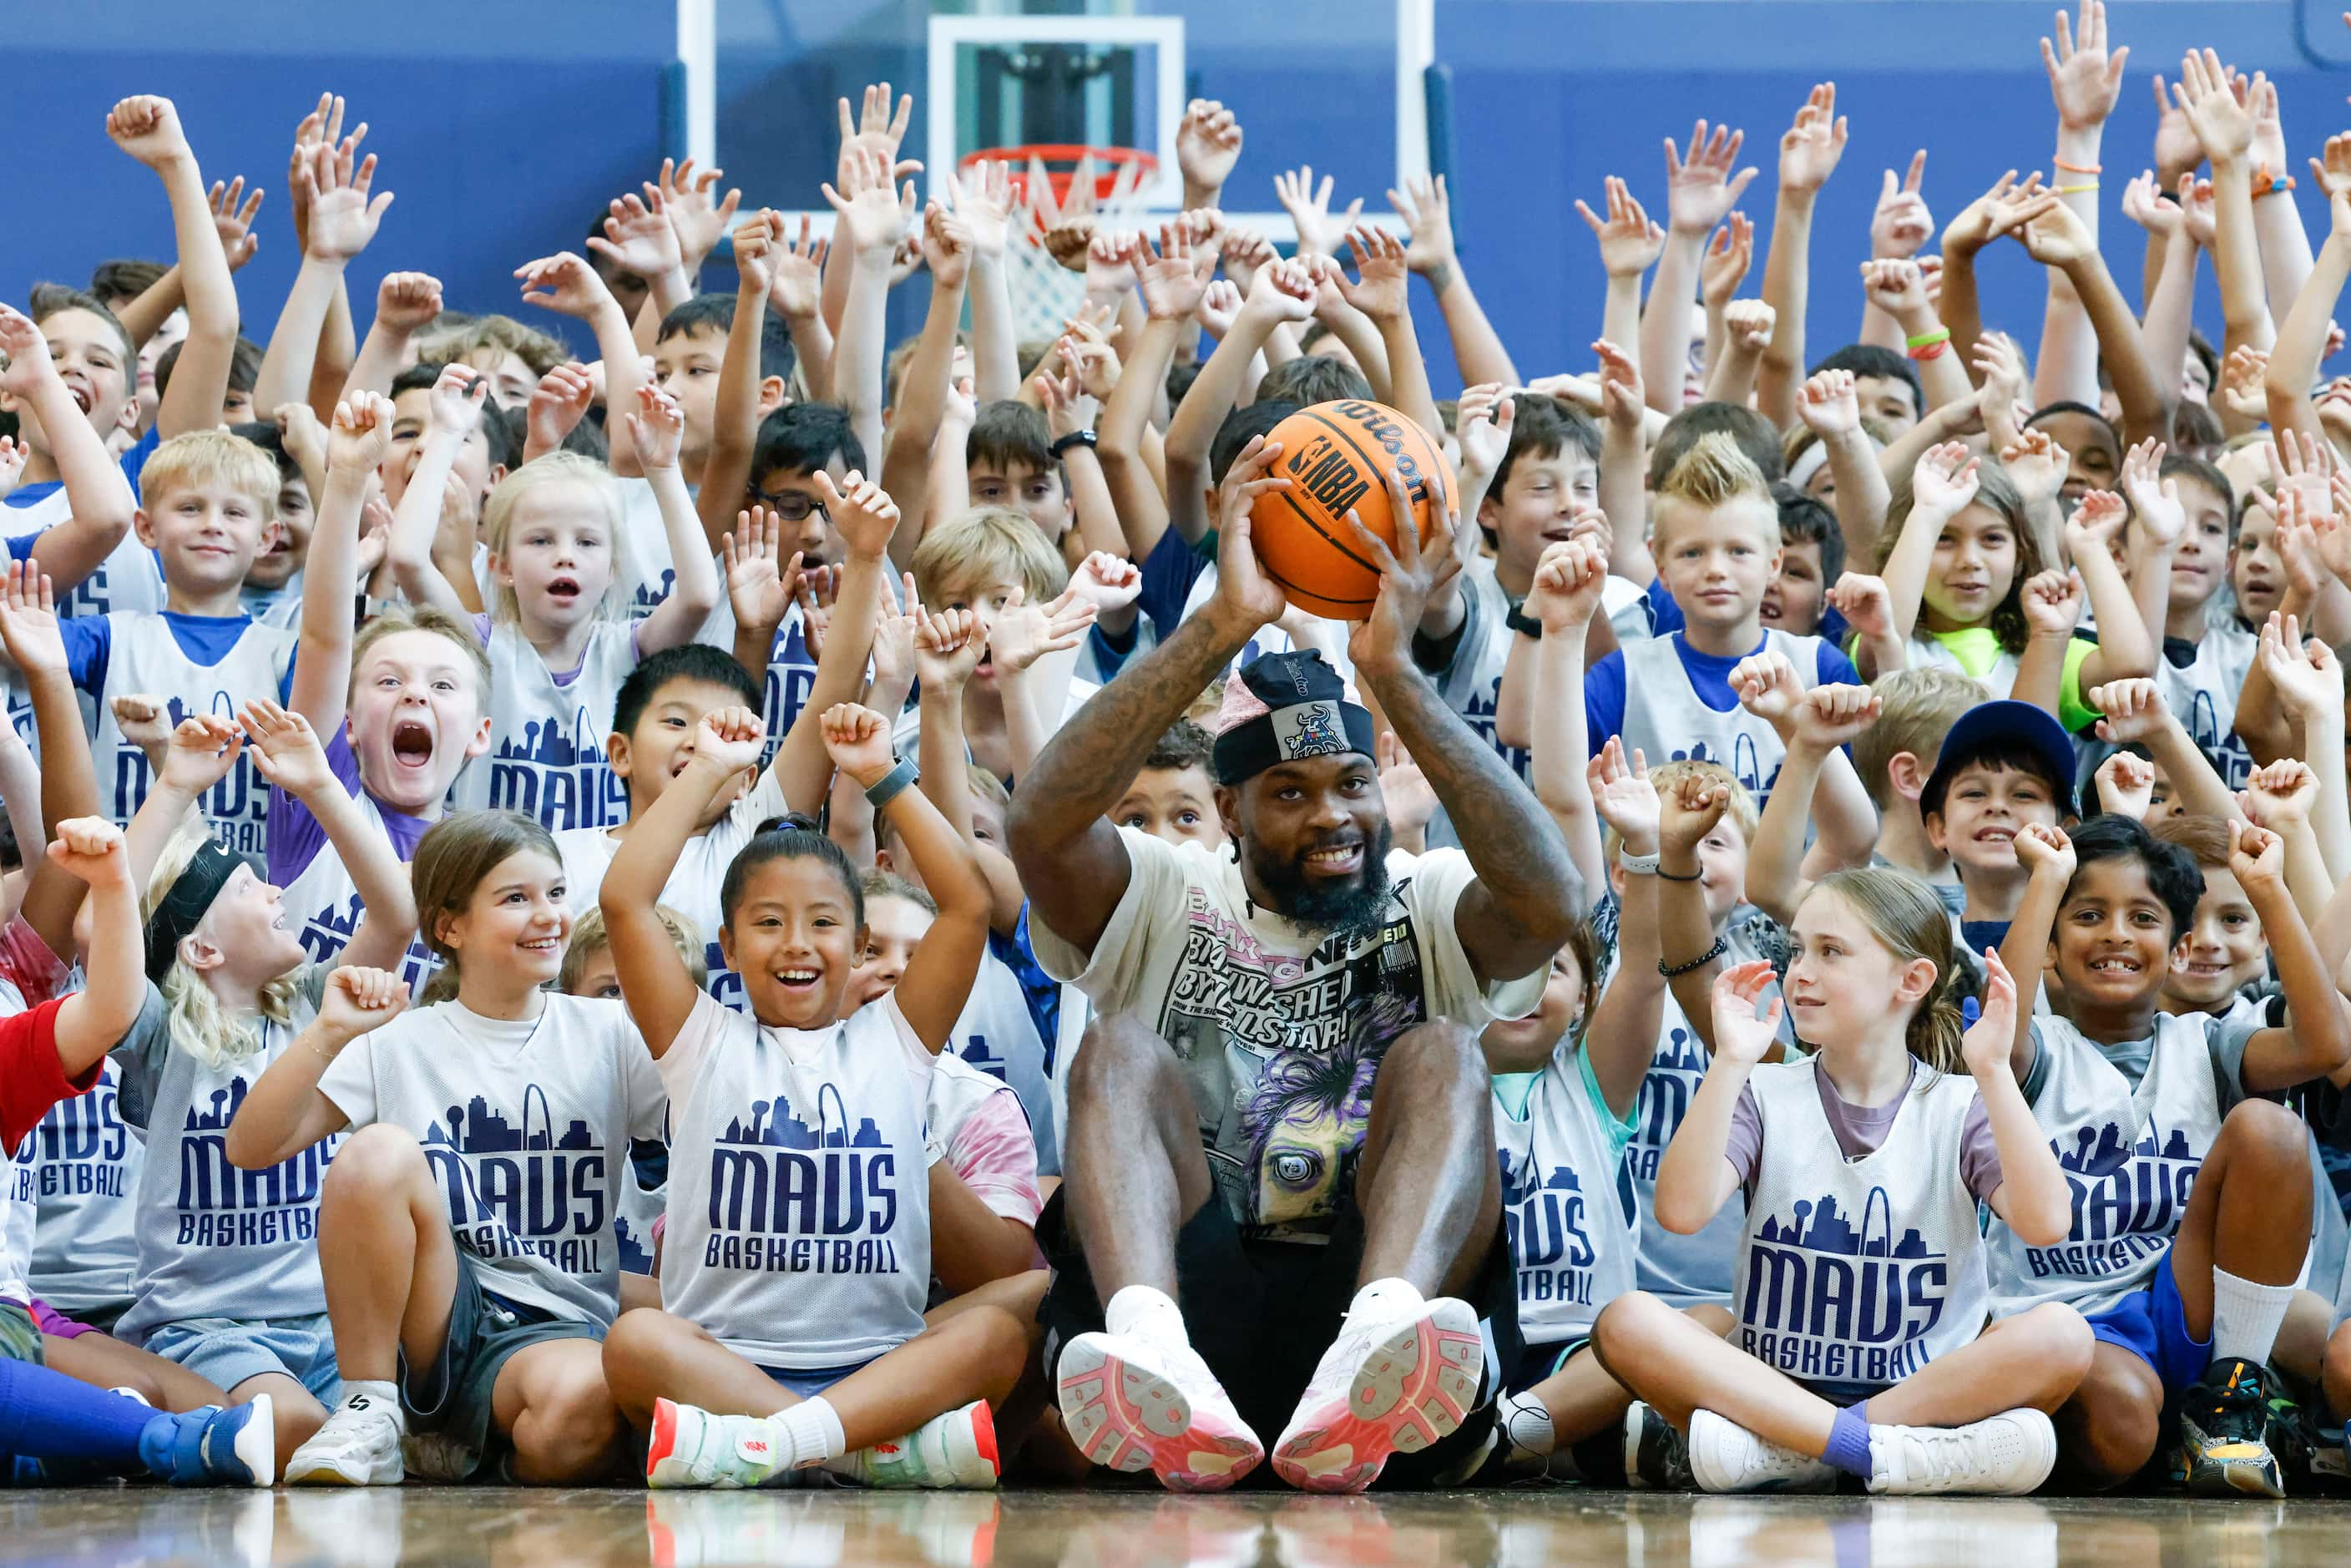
[1919,699,2081,822]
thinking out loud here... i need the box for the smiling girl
[226,808,668,1487]
[596,702,1025,1490]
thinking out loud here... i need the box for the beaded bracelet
[1659,936,1731,979]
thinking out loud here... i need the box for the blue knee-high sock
[0,1358,158,1467]
[1823,1401,1875,1478]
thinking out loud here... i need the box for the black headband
[1211,695,1378,786]
[144,840,244,982]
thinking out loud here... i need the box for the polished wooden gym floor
[8,1487,2351,1566]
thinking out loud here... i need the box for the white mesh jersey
[452,620,638,832]
[93,612,295,857]
[1494,1044,1638,1344]
[1734,1057,1990,1397]
[656,990,935,1369]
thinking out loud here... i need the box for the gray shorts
[143,1313,342,1405]
[400,1250,599,1476]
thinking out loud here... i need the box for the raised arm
[1162,255,1316,546]
[2252,615,2351,882]
[1007,442,1292,954]
[225,968,399,1170]
[0,307,134,595]
[1937,171,2059,372]
[1350,468,1577,984]
[1395,175,1518,386]
[2233,822,2351,1089]
[1583,746,1666,1119]
[2063,491,2158,686]
[1741,673,1883,923]
[239,701,417,969]
[344,272,442,400]
[1879,443,1981,647]
[1794,370,1892,568]
[953,159,1023,406]
[42,822,147,1078]
[254,138,391,416]
[827,149,912,478]
[516,251,641,472]
[1959,948,2071,1243]
[912,605,1024,933]
[2176,49,2274,365]
[0,568,103,963]
[2000,823,2075,1080]
[1644,121,1757,415]
[1859,260,1969,411]
[2029,0,2126,411]
[873,205,973,568]
[1524,539,1610,896]
[1756,83,1848,431]
[625,387,722,654]
[381,367,484,622]
[1654,964,1779,1234]
[1576,177,1664,383]
[2014,199,2171,448]
[1702,299,1776,409]
[695,209,784,555]
[2266,145,2351,443]
[286,392,388,736]
[1324,226,1440,442]
[109,97,240,438]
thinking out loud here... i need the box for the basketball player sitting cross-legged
[1006,437,1580,1492]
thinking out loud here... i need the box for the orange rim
[960,143,1158,207]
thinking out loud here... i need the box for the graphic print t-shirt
[1032,830,1543,1239]
[318,994,667,1324]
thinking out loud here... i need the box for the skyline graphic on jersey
[1752,1191,1931,1261]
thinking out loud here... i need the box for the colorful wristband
[1909,340,1950,362]
[2056,182,2100,195]
[2253,174,2298,198]
[2053,158,2101,175]
[1904,327,1951,350]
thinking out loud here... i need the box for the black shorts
[1037,1187,1520,1490]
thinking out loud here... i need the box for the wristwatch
[1505,606,1545,640]
[1049,429,1098,458]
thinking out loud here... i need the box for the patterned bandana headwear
[1211,651,1378,786]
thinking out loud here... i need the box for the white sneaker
[1867,1408,2057,1495]
[646,1399,802,1490]
[1056,1330,1263,1491]
[1270,1295,1484,1493]
[1686,1409,1838,1494]
[285,1393,405,1486]
[832,1399,999,1490]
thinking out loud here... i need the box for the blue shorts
[758,1358,878,1400]
[2083,1247,2212,1394]
[142,1313,342,1405]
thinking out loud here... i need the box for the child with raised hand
[28,427,297,856]
[1418,392,1602,781]
[554,476,894,1011]
[597,703,1024,1491]
[1620,764,1777,1334]
[229,808,668,1487]
[109,701,418,1475]
[0,815,278,1489]
[2121,441,2257,786]
[1585,432,1858,814]
[1996,815,2350,1498]
[389,367,719,833]
[0,302,141,621]
[1875,444,2152,726]
[1595,885,2088,1497]
[1481,745,1702,1485]
[1738,670,1887,928]
[275,396,489,985]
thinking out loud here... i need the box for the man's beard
[1245,819,1395,936]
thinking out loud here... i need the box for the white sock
[768,1395,846,1470]
[1499,1388,1556,1458]
[1105,1284,1191,1348]
[2209,1267,2297,1368]
[1347,1277,1427,1325]
[337,1380,402,1428]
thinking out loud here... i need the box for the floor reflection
[0,1485,2344,1567]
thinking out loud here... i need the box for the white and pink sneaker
[1055,1331,1264,1491]
[1271,1295,1483,1492]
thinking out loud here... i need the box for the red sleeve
[0,999,88,1149]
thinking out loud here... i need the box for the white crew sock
[769,1395,846,1472]
[1347,1277,1427,1326]
[1105,1284,1191,1348]
[338,1379,400,1425]
[1499,1388,1557,1458]
[2208,1267,2296,1369]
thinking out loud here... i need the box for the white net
[976,149,1159,346]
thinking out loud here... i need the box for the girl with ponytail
[1590,867,2090,1497]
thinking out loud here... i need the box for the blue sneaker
[141,1394,276,1487]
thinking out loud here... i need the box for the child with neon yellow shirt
[1868,443,2153,733]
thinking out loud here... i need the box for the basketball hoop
[958,143,1158,215]
[960,144,1159,346]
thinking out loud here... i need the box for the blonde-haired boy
[1584,434,1862,817]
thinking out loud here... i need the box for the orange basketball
[1250,400,1450,620]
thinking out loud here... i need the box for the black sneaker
[2174,1359,2284,1499]
[1623,1402,1695,1490]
